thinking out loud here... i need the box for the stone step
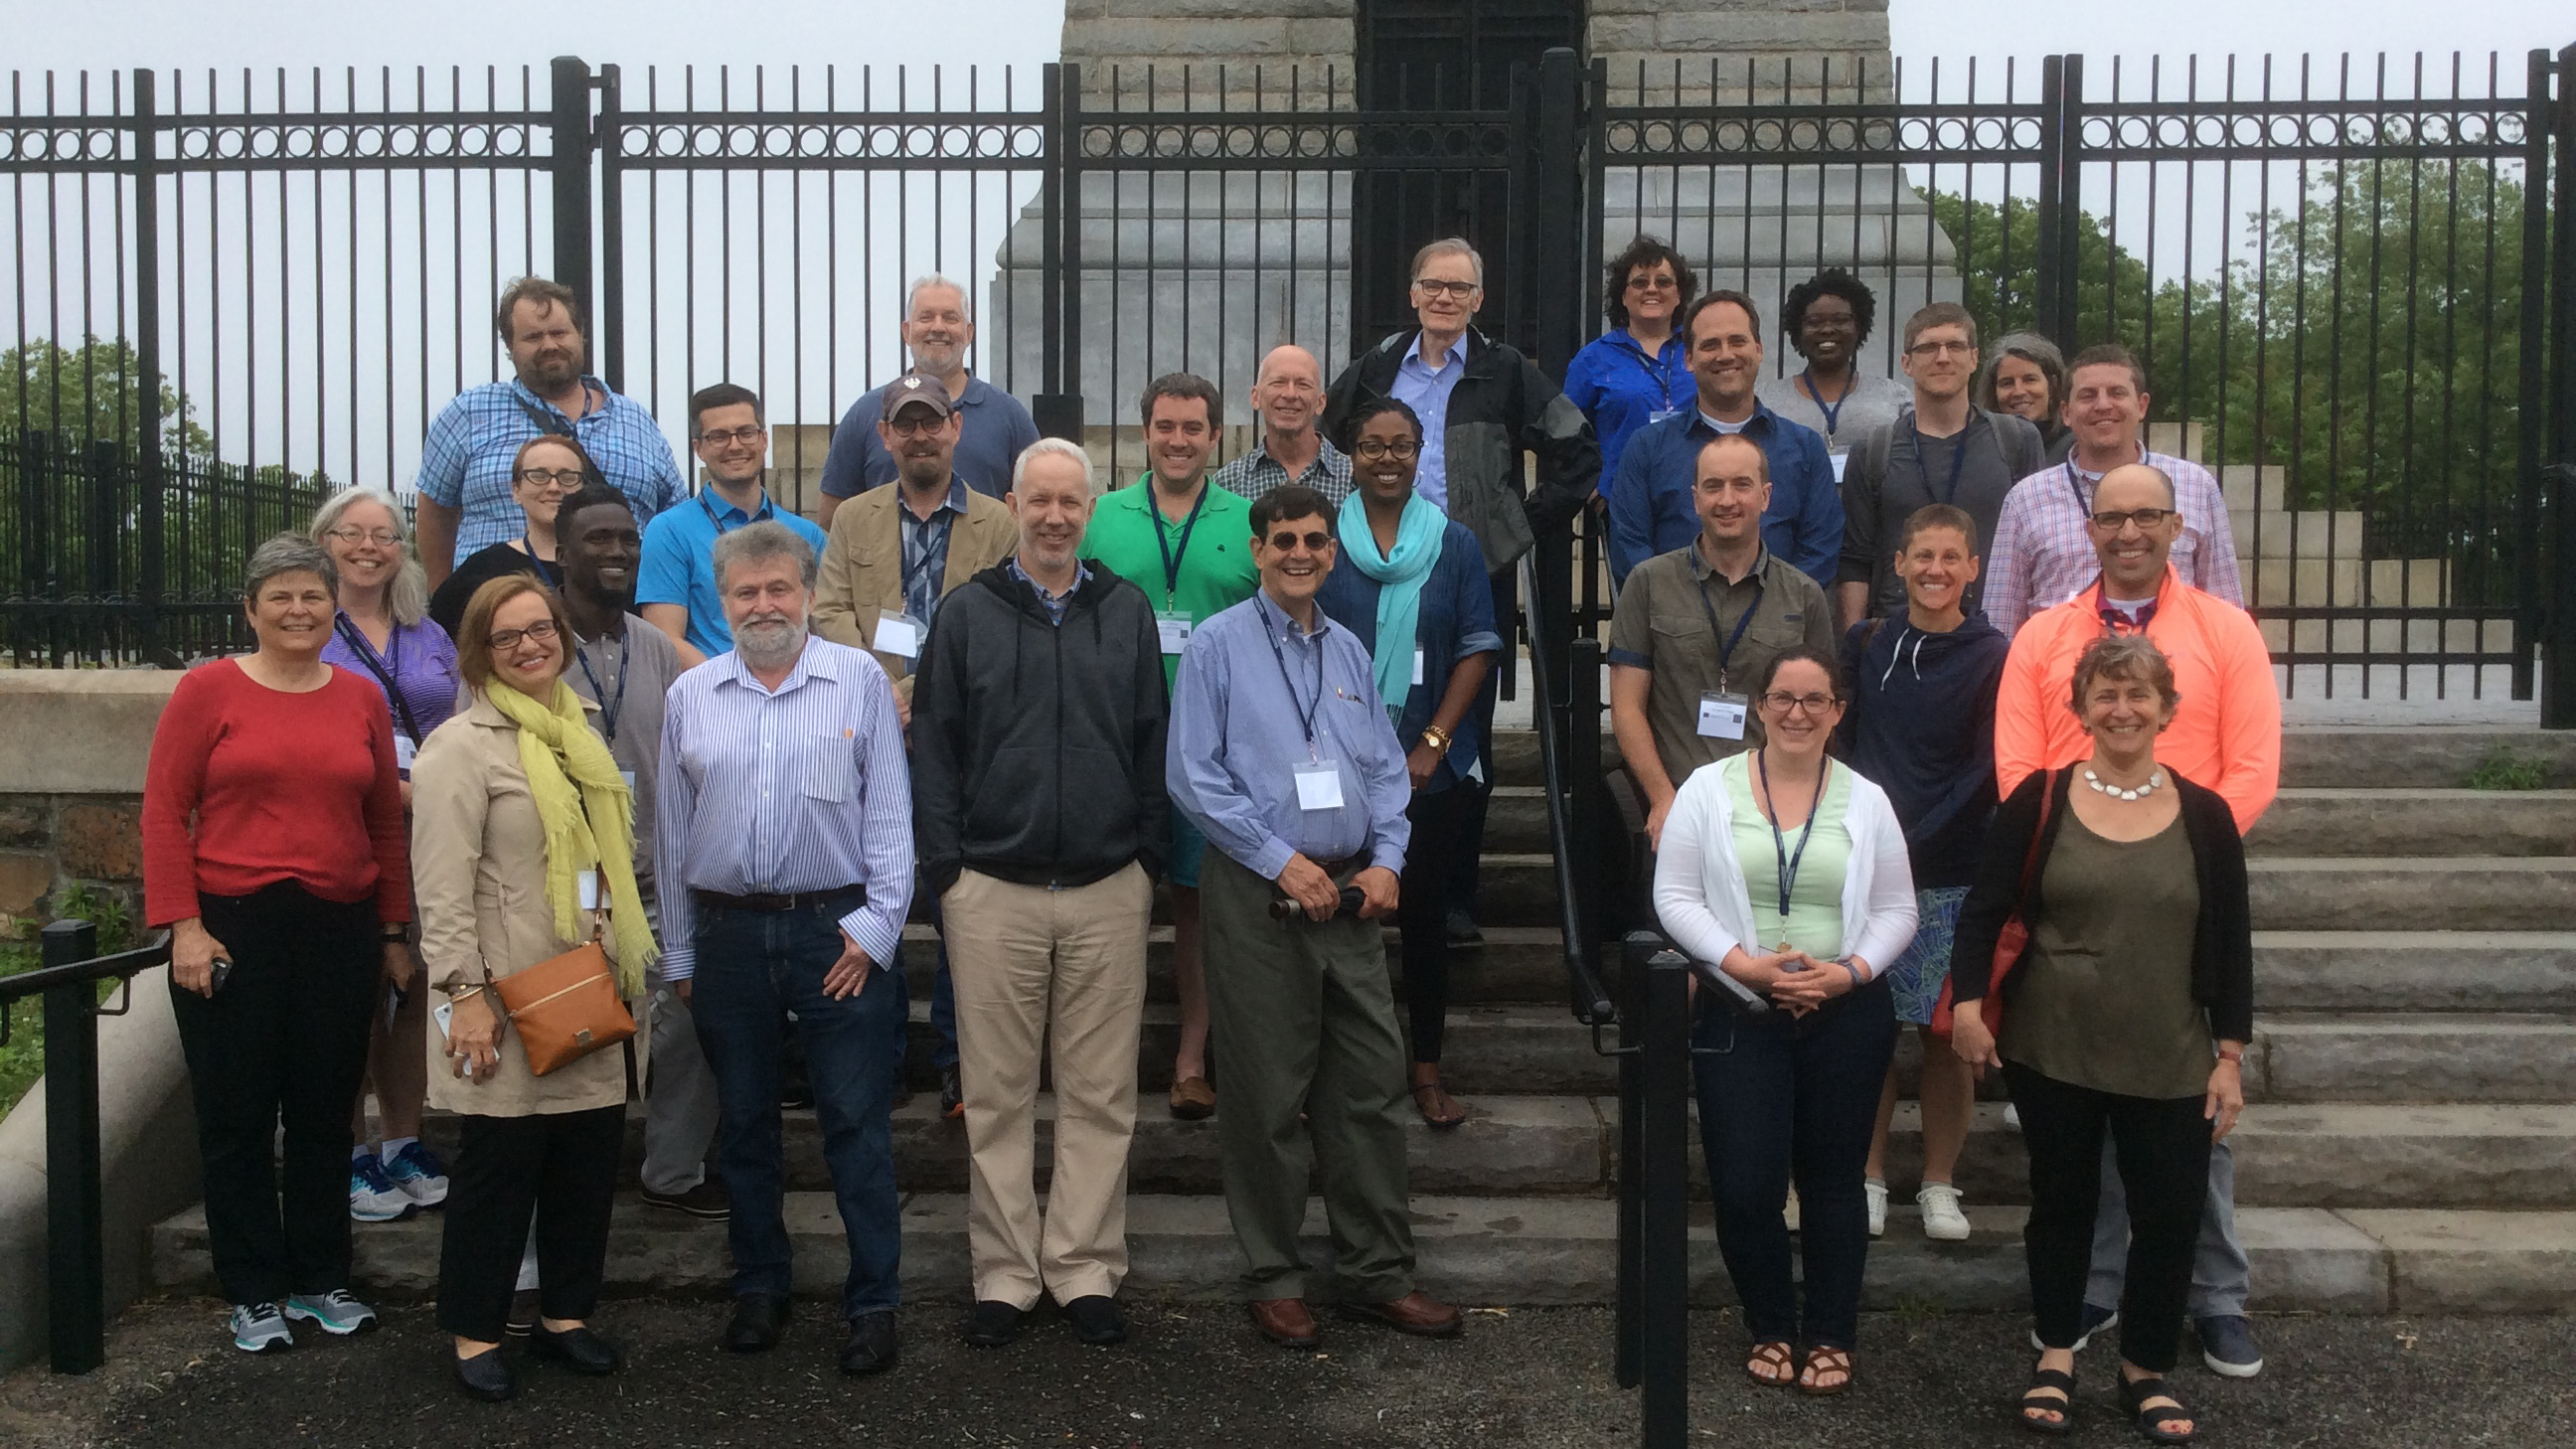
[2246,858,2576,932]
[148,1196,2576,1314]
[896,924,1575,1007]
[2243,789,2575,859]
[2254,1014,2576,1104]
[2251,931,2576,1013]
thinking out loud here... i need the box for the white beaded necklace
[2083,766,2167,802]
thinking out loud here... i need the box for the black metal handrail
[0,920,171,1374]
[1519,551,1614,1028]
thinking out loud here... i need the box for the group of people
[136,231,2277,1441]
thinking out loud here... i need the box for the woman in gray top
[1949,636,2252,1445]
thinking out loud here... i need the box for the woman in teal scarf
[1316,399,1503,1128]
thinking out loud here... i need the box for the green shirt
[1724,754,1852,961]
[1080,475,1260,686]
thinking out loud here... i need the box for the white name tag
[1294,761,1346,811]
[576,869,601,910]
[1412,650,1426,687]
[620,769,637,793]
[874,610,921,661]
[394,733,418,771]
[1696,691,1749,740]
[1829,450,1850,482]
[1157,612,1193,655]
[1648,407,1683,425]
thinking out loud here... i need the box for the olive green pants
[1201,848,1417,1304]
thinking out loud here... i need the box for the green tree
[0,335,211,458]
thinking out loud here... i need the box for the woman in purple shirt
[312,486,462,1226]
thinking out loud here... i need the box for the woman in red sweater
[142,533,412,1357]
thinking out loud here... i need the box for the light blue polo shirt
[636,487,830,656]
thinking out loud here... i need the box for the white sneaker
[348,1158,411,1223]
[1918,1183,1972,1241]
[1782,1186,1801,1232]
[1863,1179,1887,1237]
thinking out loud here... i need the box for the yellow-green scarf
[485,677,657,997]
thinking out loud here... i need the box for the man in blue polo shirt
[1606,289,1840,591]
[638,382,831,661]
[817,274,1041,527]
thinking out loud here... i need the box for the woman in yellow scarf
[410,574,654,1402]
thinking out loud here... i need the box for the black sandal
[2117,1372,2197,1444]
[2018,1365,2076,1435]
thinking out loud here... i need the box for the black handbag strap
[513,395,611,489]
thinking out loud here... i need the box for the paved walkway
[4,1300,2568,1447]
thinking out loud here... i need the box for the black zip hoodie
[1836,611,2011,889]
[909,558,1169,897]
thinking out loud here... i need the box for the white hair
[308,485,428,626]
[904,272,973,325]
[1011,436,1097,498]
[1411,237,1485,287]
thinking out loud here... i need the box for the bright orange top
[1994,566,2281,834]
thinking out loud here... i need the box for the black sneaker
[640,1179,730,1220]
[961,1299,1024,1348]
[2030,1302,2119,1353]
[2196,1314,2265,1377]
[1444,908,1484,945]
[939,1061,965,1119]
[1058,1294,1128,1347]
[840,1310,899,1375]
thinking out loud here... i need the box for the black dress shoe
[531,1323,625,1375]
[839,1310,899,1375]
[451,1347,516,1402]
[723,1293,790,1353]
[1059,1294,1128,1347]
[960,1299,1024,1348]
[939,1061,965,1119]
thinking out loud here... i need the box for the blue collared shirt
[1386,334,1470,511]
[1313,516,1502,794]
[817,374,1043,501]
[653,637,915,980]
[1561,329,1692,503]
[1005,557,1092,626]
[415,377,688,563]
[1167,590,1412,881]
[636,488,832,656]
[898,478,972,626]
[1605,402,1842,588]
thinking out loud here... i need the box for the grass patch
[0,886,137,1117]
[2466,748,2552,791]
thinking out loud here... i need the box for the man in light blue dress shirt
[1167,482,1464,1351]
[655,520,913,1378]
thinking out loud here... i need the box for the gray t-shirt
[1756,372,1909,458]
[569,614,683,892]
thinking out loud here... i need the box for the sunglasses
[1264,530,1334,553]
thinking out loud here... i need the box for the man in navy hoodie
[1836,502,2010,1246]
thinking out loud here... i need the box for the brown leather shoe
[1338,1290,1463,1338]
[1246,1298,1318,1348]
[1169,1076,1216,1121]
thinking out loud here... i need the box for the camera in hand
[1268,886,1367,920]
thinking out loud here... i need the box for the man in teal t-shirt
[1078,373,1257,1126]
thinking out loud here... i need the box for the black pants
[1691,977,1899,1351]
[1396,782,1479,1064]
[436,1103,625,1342]
[168,882,378,1306]
[2005,1060,2213,1373]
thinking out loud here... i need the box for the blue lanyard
[1756,750,1829,926]
[518,534,563,585]
[1918,421,1969,505]
[699,490,772,536]
[1262,605,1328,761]
[1151,483,1210,608]
[1692,576,1766,691]
[335,614,423,743]
[573,629,630,744]
[1632,335,1686,402]
[1802,367,1853,439]
[2063,460,2093,516]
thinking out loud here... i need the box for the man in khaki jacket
[810,369,1017,1116]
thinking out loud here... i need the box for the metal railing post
[549,56,596,330]
[1033,63,1082,442]
[41,918,106,1374]
[2545,47,2576,728]
[2052,55,2087,350]
[1622,936,1691,1447]
[595,64,625,395]
[129,68,165,664]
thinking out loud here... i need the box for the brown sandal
[1409,1071,1468,1130]
[1798,1345,1853,1396]
[1744,1340,1797,1386]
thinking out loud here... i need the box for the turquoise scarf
[1337,490,1448,720]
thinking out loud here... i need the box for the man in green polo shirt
[1080,372,1259,1123]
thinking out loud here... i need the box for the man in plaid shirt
[1983,343,2243,635]
[413,276,688,583]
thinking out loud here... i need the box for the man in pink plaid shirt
[1984,343,2244,634]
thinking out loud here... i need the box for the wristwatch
[2215,1046,2245,1064]
[381,926,409,944]
[1420,724,1453,754]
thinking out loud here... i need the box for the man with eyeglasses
[1836,303,2046,629]
[415,275,687,587]
[1984,342,2243,635]
[817,274,1041,528]
[1214,345,1354,508]
[1990,459,2279,1382]
[637,383,829,665]
[1168,482,1463,1352]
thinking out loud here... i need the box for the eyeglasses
[695,425,765,447]
[1626,273,1680,291]
[1412,278,1479,299]
[2088,507,2174,531]
[513,467,583,489]
[324,526,402,548]
[1906,339,1975,358]
[1264,530,1333,553]
[1353,438,1421,461]
[884,412,949,436]
[1758,691,1840,715]
[487,618,561,652]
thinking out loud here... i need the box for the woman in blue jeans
[1651,646,1918,1395]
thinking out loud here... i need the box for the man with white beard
[656,521,916,1377]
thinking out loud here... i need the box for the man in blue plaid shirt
[414,276,688,584]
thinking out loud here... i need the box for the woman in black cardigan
[1950,635,2249,1445]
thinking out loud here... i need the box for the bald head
[1251,344,1326,440]
[2087,462,2183,596]
[2099,462,2176,510]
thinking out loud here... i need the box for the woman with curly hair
[1562,235,1697,507]
[1756,268,1908,460]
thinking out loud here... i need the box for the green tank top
[1725,756,1852,961]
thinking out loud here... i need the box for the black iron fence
[3,46,2573,716]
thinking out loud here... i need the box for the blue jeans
[691,900,904,1319]
[890,899,962,1073]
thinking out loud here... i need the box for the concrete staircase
[151,726,2576,1314]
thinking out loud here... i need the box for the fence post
[2051,56,2087,350]
[41,918,106,1374]
[1033,63,1083,442]
[595,65,625,396]
[1528,47,1586,682]
[549,57,597,332]
[1615,935,1691,1447]
[2034,57,2065,351]
[130,69,165,664]
[2545,45,2576,729]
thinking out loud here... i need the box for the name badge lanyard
[897,507,954,623]
[519,531,564,586]
[1756,749,1829,949]
[1152,483,1211,612]
[1803,368,1852,440]
[1919,421,1969,505]
[2061,460,2095,517]
[1693,577,1766,692]
[573,631,631,745]
[1264,615,1328,764]
[699,489,773,536]
[335,614,424,745]
[1635,337,1689,408]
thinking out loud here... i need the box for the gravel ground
[3,1298,2569,1448]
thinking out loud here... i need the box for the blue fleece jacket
[1836,612,2010,889]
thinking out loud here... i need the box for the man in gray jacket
[908,437,1170,1353]
[1836,302,2045,628]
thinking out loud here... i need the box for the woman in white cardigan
[1653,645,1918,1397]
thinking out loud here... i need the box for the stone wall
[0,672,175,938]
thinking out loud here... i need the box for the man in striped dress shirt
[656,520,915,1377]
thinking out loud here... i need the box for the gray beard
[734,617,808,671]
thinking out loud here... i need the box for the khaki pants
[944,863,1153,1307]
[1200,849,1417,1304]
